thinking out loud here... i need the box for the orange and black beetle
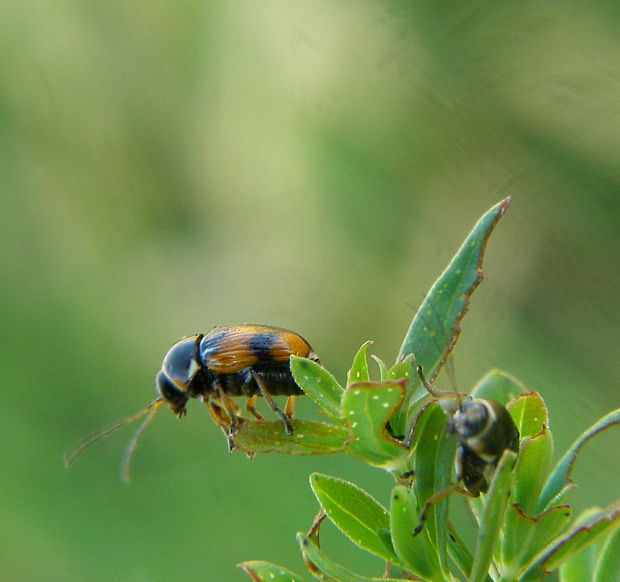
[157,324,320,443]
[65,324,319,480]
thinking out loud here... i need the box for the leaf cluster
[237,199,619,582]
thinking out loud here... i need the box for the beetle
[64,324,319,480]
[158,324,320,442]
[412,365,520,535]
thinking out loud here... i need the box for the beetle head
[156,335,203,416]
[447,398,488,439]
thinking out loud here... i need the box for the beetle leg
[204,399,236,449]
[251,371,294,436]
[222,396,244,450]
[245,394,264,420]
[221,393,241,417]
[412,482,475,536]
[284,395,296,418]
[205,398,229,425]
[210,385,243,451]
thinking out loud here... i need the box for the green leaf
[347,341,372,385]
[501,504,573,575]
[594,525,620,582]
[537,408,620,512]
[445,523,483,581]
[290,356,344,420]
[559,545,597,582]
[507,391,549,440]
[309,473,401,565]
[469,450,518,582]
[371,355,389,381]
[513,425,554,515]
[497,425,557,575]
[411,403,456,574]
[297,534,410,582]
[470,369,527,405]
[522,504,620,581]
[397,197,511,403]
[234,420,347,455]
[381,355,414,434]
[238,560,306,582]
[388,353,414,381]
[389,485,442,581]
[341,380,409,470]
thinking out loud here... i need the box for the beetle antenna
[64,398,164,469]
[120,400,163,483]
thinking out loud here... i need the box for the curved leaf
[537,408,620,512]
[341,380,409,470]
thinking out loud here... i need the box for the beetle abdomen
[199,324,315,375]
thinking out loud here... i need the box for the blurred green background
[2,1,619,580]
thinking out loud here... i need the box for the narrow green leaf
[446,523,495,582]
[469,450,518,582]
[389,485,441,581]
[412,403,456,574]
[513,425,554,515]
[238,560,306,582]
[522,504,620,581]
[371,355,389,381]
[537,409,620,513]
[594,525,620,582]
[290,356,344,420]
[507,391,549,440]
[470,369,527,406]
[297,534,410,582]
[397,197,511,395]
[234,420,347,455]
[347,341,372,385]
[309,473,401,565]
[341,380,409,470]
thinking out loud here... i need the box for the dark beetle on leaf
[412,365,520,535]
